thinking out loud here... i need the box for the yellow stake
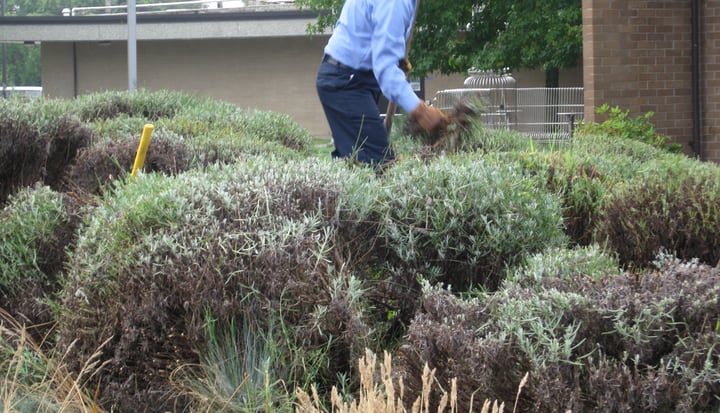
[131,124,154,178]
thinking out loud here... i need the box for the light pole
[128,0,137,91]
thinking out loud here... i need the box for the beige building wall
[43,36,332,136]
[40,43,75,98]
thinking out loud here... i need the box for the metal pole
[127,0,137,91]
[2,0,7,98]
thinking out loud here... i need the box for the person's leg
[316,62,395,165]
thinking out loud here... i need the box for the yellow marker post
[131,124,154,178]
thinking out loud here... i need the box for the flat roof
[0,8,325,42]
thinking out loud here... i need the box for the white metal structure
[65,0,292,16]
[433,87,584,142]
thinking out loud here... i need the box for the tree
[295,0,582,86]
[1,0,163,87]
[2,0,56,87]
[4,44,41,86]
[3,0,159,17]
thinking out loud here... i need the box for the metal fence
[433,87,584,142]
[515,87,584,142]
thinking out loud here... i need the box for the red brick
[582,0,717,160]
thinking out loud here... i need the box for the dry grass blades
[296,349,527,413]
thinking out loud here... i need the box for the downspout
[691,0,702,159]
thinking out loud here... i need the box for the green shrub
[0,110,45,204]
[57,156,374,412]
[595,155,720,268]
[81,114,150,143]
[0,97,91,203]
[576,104,682,153]
[0,185,67,289]
[396,260,720,412]
[389,117,425,156]
[0,96,68,132]
[184,124,309,164]
[486,139,654,247]
[551,140,686,247]
[235,109,312,153]
[7,89,720,412]
[0,185,82,329]
[64,135,192,196]
[77,91,314,163]
[472,126,536,154]
[572,129,666,166]
[365,154,567,290]
[164,95,314,156]
[71,89,198,122]
[544,152,608,245]
[506,244,620,288]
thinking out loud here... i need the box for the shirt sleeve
[370,0,421,113]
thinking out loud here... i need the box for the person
[316,0,447,167]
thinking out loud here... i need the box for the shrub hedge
[397,256,720,412]
[0,185,82,331]
[369,154,568,291]
[2,90,720,412]
[56,157,374,411]
[596,155,720,268]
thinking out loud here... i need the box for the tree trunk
[545,67,559,88]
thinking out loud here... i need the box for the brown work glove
[411,101,448,137]
[399,58,412,76]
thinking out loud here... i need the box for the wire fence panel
[432,86,584,143]
[515,87,584,142]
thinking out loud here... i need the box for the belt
[323,54,354,71]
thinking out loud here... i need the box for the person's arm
[370,0,420,113]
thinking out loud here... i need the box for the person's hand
[399,58,412,76]
[411,102,448,135]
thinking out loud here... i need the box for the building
[1,2,584,138]
[2,5,336,136]
[583,0,719,161]
[1,3,472,137]
[9,2,718,161]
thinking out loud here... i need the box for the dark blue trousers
[316,58,395,165]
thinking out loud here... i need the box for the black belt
[323,54,354,71]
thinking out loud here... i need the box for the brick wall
[582,0,720,160]
[702,1,720,161]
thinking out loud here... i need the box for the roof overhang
[0,9,326,42]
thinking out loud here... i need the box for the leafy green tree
[0,0,162,88]
[295,0,582,86]
[4,44,41,86]
[3,0,158,16]
[3,0,67,16]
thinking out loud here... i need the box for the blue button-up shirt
[324,0,420,113]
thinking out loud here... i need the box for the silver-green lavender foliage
[507,244,621,288]
[0,185,66,288]
[369,154,567,277]
[66,156,368,299]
